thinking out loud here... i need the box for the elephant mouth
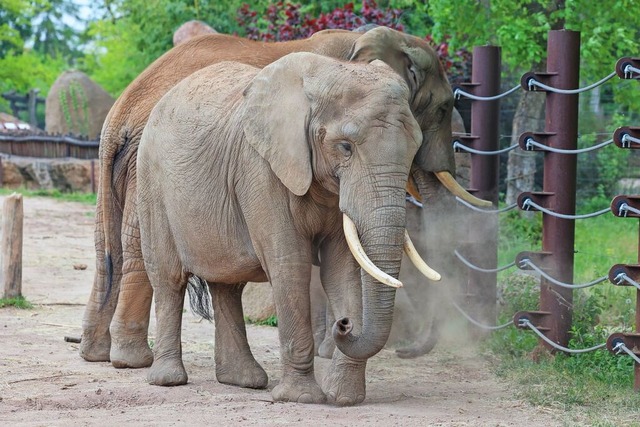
[342,214,441,288]
[406,171,492,208]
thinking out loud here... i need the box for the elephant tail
[187,275,214,321]
[97,134,117,310]
[97,119,130,310]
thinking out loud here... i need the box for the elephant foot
[110,339,154,369]
[272,372,326,404]
[79,332,111,362]
[216,358,268,389]
[396,323,440,359]
[147,356,188,386]
[109,322,153,368]
[317,337,335,359]
[322,353,366,406]
[395,341,436,359]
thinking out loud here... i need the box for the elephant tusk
[403,230,441,281]
[343,214,403,288]
[434,171,492,208]
[406,176,422,202]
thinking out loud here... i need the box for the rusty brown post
[465,46,501,328]
[514,31,580,349]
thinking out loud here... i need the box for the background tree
[0,0,77,121]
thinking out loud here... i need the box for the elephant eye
[336,142,353,157]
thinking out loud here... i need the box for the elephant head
[242,53,433,360]
[349,27,489,206]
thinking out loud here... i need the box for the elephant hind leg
[211,283,268,389]
[109,188,154,369]
[80,197,123,362]
[147,278,189,386]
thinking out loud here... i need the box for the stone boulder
[1,155,98,193]
[46,70,114,139]
[173,20,217,46]
[242,282,276,322]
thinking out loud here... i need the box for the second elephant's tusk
[403,231,441,281]
[343,214,403,288]
[406,176,422,202]
[435,171,492,208]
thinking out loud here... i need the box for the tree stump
[1,193,23,298]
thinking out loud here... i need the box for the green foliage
[0,295,33,309]
[58,80,90,136]
[0,50,65,112]
[497,209,542,270]
[246,314,278,327]
[0,188,97,205]
[81,0,280,96]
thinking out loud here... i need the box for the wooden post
[1,193,23,299]
[28,89,39,128]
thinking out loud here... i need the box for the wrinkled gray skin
[80,27,457,370]
[137,53,430,405]
[312,109,467,358]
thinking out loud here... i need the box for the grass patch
[488,201,640,424]
[245,314,278,327]
[0,295,33,309]
[0,188,97,205]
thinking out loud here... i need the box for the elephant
[137,53,435,405]
[311,108,469,359]
[80,26,489,370]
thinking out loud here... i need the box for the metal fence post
[514,30,580,349]
[458,46,501,328]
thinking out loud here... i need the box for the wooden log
[1,193,23,298]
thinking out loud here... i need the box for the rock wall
[1,155,98,193]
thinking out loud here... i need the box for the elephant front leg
[319,238,367,405]
[323,350,367,406]
[109,191,154,368]
[270,263,326,404]
[211,283,268,389]
[147,281,188,386]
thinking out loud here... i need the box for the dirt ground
[0,195,563,426]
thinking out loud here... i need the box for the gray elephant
[80,27,489,371]
[312,108,469,358]
[136,53,445,405]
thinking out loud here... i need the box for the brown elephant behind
[81,26,486,369]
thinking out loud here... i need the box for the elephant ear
[242,56,313,196]
[350,26,432,101]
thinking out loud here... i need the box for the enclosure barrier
[455,46,501,330]
[0,132,99,159]
[448,31,640,390]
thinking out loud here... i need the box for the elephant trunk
[333,203,405,360]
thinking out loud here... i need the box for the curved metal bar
[519,319,606,353]
[613,342,640,364]
[454,84,521,101]
[451,300,513,330]
[455,250,516,273]
[519,258,608,289]
[522,198,611,220]
[525,137,614,154]
[456,197,517,213]
[527,71,617,94]
[613,272,640,291]
[453,140,519,155]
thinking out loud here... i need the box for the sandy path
[0,196,560,426]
